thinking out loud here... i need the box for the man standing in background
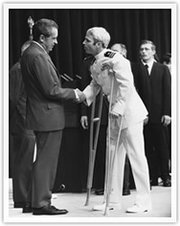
[9,40,35,209]
[132,40,171,187]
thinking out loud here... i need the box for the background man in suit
[20,18,85,215]
[82,27,151,213]
[9,40,35,209]
[132,40,171,187]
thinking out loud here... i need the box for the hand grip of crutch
[93,117,100,122]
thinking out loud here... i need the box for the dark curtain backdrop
[9,8,171,191]
[9,8,171,127]
[9,9,171,69]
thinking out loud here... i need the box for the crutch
[104,75,123,216]
[85,89,104,206]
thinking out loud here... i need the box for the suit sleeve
[9,63,26,118]
[162,66,171,116]
[32,54,76,100]
[83,79,101,106]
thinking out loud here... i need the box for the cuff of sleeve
[74,89,80,101]
[112,102,124,116]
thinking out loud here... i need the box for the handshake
[75,88,86,103]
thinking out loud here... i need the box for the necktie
[145,64,149,76]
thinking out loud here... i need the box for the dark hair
[32,18,58,41]
[140,40,156,51]
[162,53,171,64]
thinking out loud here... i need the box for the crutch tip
[104,210,109,216]
[84,200,89,206]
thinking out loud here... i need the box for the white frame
[1,0,178,225]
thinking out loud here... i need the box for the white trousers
[104,120,151,207]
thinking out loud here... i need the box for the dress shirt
[142,59,155,75]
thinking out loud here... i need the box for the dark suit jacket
[20,42,76,131]
[132,61,171,123]
[9,61,33,135]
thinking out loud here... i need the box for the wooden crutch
[85,89,104,206]
[104,75,123,216]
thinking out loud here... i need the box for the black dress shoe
[123,189,131,196]
[22,203,32,213]
[95,189,104,195]
[14,202,25,208]
[163,178,171,187]
[150,178,158,186]
[33,205,68,215]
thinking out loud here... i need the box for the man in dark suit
[9,40,35,209]
[132,40,171,187]
[20,18,85,215]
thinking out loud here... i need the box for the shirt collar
[95,49,107,60]
[141,59,155,68]
[32,41,47,54]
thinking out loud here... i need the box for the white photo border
[1,1,178,225]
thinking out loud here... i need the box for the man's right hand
[75,88,86,103]
[80,116,88,129]
[144,117,149,125]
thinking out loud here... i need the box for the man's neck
[142,57,154,64]
[94,48,106,59]
[33,41,48,53]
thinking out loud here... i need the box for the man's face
[111,44,127,58]
[83,32,98,56]
[42,27,58,53]
[139,43,155,62]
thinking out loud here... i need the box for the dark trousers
[144,123,170,182]
[93,125,107,190]
[29,130,62,208]
[12,132,35,204]
[123,155,130,191]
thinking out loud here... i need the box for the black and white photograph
[1,0,179,225]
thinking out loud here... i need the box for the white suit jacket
[83,49,148,129]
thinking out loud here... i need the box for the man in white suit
[82,27,151,213]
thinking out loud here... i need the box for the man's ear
[96,41,102,48]
[39,34,45,43]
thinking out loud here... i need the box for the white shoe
[126,204,152,213]
[92,203,121,211]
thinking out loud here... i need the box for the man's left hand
[161,115,171,126]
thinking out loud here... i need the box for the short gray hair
[87,27,111,48]
[111,43,127,58]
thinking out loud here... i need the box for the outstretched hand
[75,88,86,103]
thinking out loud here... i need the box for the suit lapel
[33,42,61,79]
[46,55,62,81]
[150,62,157,77]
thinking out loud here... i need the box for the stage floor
[5,179,173,224]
